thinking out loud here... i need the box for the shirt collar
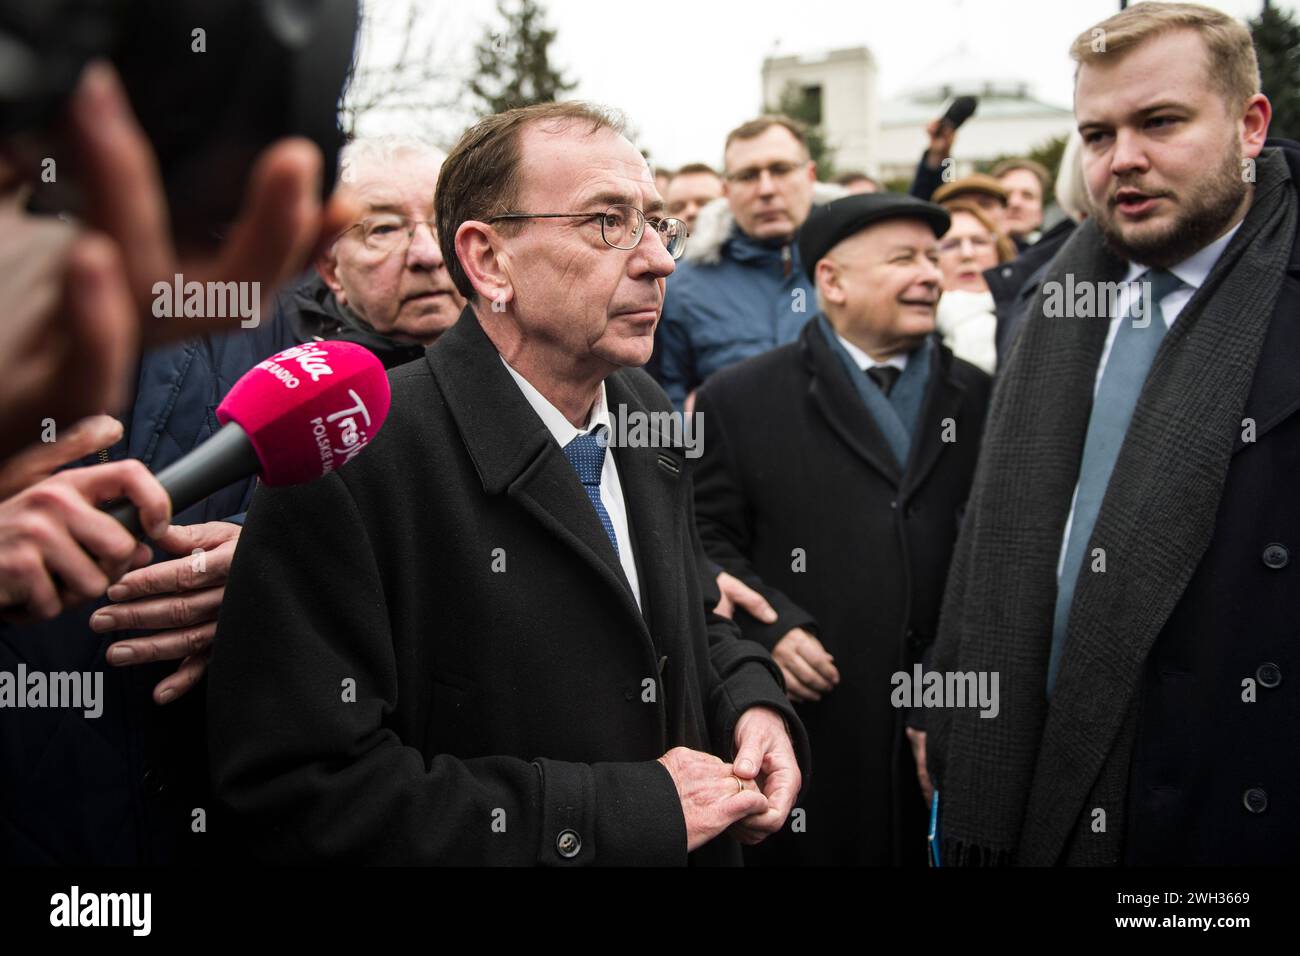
[1123,219,1243,289]
[835,333,909,372]
[500,355,610,447]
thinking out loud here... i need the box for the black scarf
[927,148,1297,865]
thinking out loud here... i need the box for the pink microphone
[104,341,392,536]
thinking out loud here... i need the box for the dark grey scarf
[816,315,933,465]
[926,148,1297,865]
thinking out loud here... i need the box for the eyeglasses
[937,233,995,255]
[725,161,804,184]
[485,204,688,260]
[340,214,436,254]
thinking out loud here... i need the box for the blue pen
[928,790,941,867]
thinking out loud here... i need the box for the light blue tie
[1048,269,1184,696]
[563,427,619,554]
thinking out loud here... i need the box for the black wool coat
[207,308,809,866]
[1121,142,1300,864]
[692,319,991,865]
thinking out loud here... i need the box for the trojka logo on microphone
[311,388,374,475]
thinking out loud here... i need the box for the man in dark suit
[207,102,808,865]
[922,3,1300,865]
[692,194,991,865]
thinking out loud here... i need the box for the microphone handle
[102,422,260,537]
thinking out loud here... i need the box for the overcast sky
[356,0,1294,169]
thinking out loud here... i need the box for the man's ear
[456,220,513,308]
[316,244,346,306]
[1240,93,1272,159]
[815,258,842,306]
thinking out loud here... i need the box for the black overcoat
[692,319,990,865]
[1119,144,1300,863]
[207,308,809,865]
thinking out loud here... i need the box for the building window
[801,84,823,126]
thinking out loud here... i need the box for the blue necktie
[563,428,619,553]
[1048,269,1184,696]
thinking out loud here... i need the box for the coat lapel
[802,320,903,487]
[1233,268,1300,453]
[605,373,685,639]
[901,342,968,500]
[425,309,650,637]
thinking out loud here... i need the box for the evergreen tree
[468,0,577,116]
[1249,2,1300,142]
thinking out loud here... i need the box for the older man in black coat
[692,194,991,865]
[207,102,808,865]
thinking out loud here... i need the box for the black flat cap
[798,194,951,281]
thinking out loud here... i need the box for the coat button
[1257,662,1282,689]
[1262,543,1289,569]
[556,829,582,858]
[1243,788,1269,814]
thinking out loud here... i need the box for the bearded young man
[915,2,1300,865]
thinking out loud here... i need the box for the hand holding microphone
[0,460,168,622]
[1,342,390,650]
[86,339,392,702]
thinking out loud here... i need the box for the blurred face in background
[938,210,1000,293]
[321,151,464,345]
[665,170,722,232]
[816,219,944,359]
[999,167,1044,238]
[954,191,1007,230]
[723,125,816,242]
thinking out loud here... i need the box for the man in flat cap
[692,193,992,865]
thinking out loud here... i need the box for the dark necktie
[867,364,901,397]
[562,428,619,553]
[1047,268,1184,696]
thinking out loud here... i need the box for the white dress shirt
[1057,222,1242,576]
[500,358,642,609]
[836,333,909,373]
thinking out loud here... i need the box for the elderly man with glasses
[208,102,809,866]
[268,137,466,370]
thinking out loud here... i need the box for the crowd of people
[0,1,1296,867]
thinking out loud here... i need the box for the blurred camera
[0,0,359,249]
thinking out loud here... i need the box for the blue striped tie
[1048,269,1184,696]
[563,428,619,553]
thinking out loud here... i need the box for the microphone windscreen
[216,341,392,486]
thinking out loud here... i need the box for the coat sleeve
[909,148,945,201]
[208,470,686,866]
[691,386,819,650]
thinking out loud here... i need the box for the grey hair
[1055,131,1090,224]
[338,136,447,185]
